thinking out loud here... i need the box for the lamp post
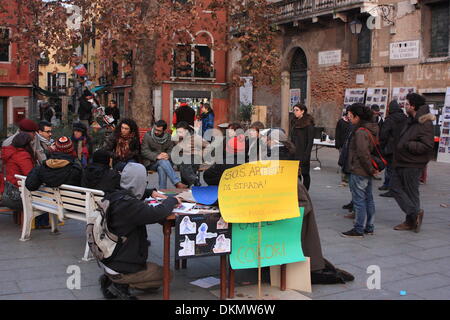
[349,19,363,35]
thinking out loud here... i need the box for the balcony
[171,68,216,81]
[273,0,378,24]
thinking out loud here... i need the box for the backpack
[86,197,128,261]
[357,127,387,172]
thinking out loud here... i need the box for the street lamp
[349,19,363,35]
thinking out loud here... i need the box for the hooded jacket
[347,121,380,177]
[0,145,34,192]
[290,114,315,168]
[379,101,408,158]
[81,163,121,193]
[101,163,178,274]
[25,153,82,191]
[393,105,435,168]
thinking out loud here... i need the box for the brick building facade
[243,0,450,136]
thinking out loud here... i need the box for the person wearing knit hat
[54,136,75,154]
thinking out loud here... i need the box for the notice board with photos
[365,88,389,118]
[392,87,416,109]
[343,88,366,116]
[437,87,450,163]
[175,212,231,259]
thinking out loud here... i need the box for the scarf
[37,133,54,147]
[115,133,134,160]
[151,129,170,145]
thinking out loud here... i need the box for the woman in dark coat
[104,118,141,170]
[290,104,315,190]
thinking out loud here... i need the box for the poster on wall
[437,87,450,164]
[365,88,389,118]
[343,88,366,116]
[239,76,253,106]
[392,87,416,109]
[290,89,301,108]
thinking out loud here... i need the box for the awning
[91,85,105,93]
[33,85,61,98]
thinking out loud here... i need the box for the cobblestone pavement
[0,147,449,300]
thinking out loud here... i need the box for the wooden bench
[15,174,104,261]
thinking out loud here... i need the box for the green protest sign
[230,207,305,270]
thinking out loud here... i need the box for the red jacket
[0,146,34,193]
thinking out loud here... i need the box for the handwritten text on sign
[218,161,299,223]
[230,208,305,270]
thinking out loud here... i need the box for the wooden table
[159,189,287,300]
[159,189,228,300]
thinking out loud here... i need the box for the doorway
[290,48,308,105]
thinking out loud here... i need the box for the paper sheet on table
[172,202,199,214]
[190,276,221,288]
[176,190,196,203]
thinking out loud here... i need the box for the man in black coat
[98,162,180,300]
[378,100,407,196]
[391,93,435,233]
[25,136,82,191]
[78,90,94,127]
[81,149,121,193]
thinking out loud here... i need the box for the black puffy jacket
[25,153,82,190]
[393,105,435,169]
[380,102,407,158]
[81,163,121,193]
[101,190,178,274]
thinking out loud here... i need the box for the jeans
[390,167,422,222]
[349,174,375,234]
[148,159,181,189]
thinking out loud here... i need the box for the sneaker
[342,202,353,210]
[107,283,138,300]
[99,275,117,299]
[341,229,364,238]
[378,185,389,191]
[380,191,394,198]
[364,230,374,235]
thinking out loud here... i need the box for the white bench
[15,174,104,261]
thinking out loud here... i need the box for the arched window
[290,48,308,104]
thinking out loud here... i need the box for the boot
[414,210,424,233]
[393,221,414,231]
[107,283,138,300]
[99,275,116,299]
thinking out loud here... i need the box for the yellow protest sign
[218,160,299,223]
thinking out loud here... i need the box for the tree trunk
[129,0,159,129]
[130,36,157,128]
